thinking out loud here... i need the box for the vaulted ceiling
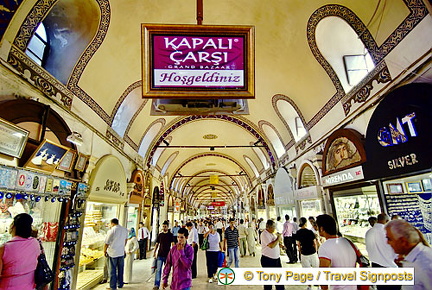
[1,0,431,209]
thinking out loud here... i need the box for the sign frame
[142,24,255,99]
[0,117,29,158]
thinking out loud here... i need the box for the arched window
[275,98,307,142]
[25,23,48,66]
[261,123,285,158]
[244,156,259,177]
[25,0,101,84]
[138,120,164,157]
[316,16,375,92]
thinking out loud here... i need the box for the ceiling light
[66,132,83,146]
[162,140,170,146]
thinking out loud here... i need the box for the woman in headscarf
[124,227,139,284]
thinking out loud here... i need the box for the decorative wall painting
[24,140,69,173]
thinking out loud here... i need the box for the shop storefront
[363,83,432,244]
[75,155,127,289]
[322,129,381,243]
[0,100,88,290]
[274,167,296,219]
[295,162,323,219]
[256,186,266,220]
[126,169,145,231]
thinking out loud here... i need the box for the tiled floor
[91,245,316,290]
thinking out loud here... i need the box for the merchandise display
[334,193,380,240]
[76,202,119,289]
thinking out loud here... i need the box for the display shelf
[76,269,103,290]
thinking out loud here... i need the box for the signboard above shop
[363,83,432,180]
[142,24,255,99]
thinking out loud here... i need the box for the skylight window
[343,53,375,86]
[26,23,48,66]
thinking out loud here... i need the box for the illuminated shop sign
[364,83,432,180]
[142,24,255,99]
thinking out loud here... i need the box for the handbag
[35,240,54,290]
[345,238,370,267]
[200,237,209,250]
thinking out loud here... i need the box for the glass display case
[333,185,381,241]
[76,202,119,289]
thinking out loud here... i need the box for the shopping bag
[217,251,225,267]
[222,256,227,268]
[200,238,209,250]
[151,258,157,274]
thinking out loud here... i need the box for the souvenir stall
[75,155,128,289]
[295,162,323,219]
[273,167,296,219]
[322,129,381,245]
[363,83,432,244]
[0,108,89,290]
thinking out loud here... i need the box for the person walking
[282,214,296,263]
[104,218,128,290]
[162,227,194,290]
[260,219,285,290]
[238,219,248,257]
[223,218,240,268]
[247,220,257,256]
[0,213,40,289]
[316,214,356,290]
[172,221,181,244]
[124,228,139,284]
[186,222,199,279]
[385,219,432,290]
[295,217,319,275]
[153,221,174,290]
[138,222,150,259]
[197,220,207,248]
[365,213,400,290]
[204,223,221,283]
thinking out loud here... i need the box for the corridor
[91,245,313,290]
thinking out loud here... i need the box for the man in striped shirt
[223,218,240,268]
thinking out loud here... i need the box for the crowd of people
[0,211,429,290]
[101,213,432,290]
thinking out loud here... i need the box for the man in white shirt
[104,218,128,290]
[260,219,285,290]
[137,222,150,259]
[365,213,400,290]
[385,219,432,290]
[238,218,248,257]
[186,222,199,279]
[316,214,356,290]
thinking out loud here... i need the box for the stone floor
[91,245,317,290]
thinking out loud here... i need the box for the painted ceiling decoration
[1,0,430,208]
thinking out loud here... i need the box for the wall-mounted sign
[88,155,127,203]
[142,24,255,99]
[322,166,364,187]
[211,201,226,207]
[322,129,366,176]
[364,83,432,180]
